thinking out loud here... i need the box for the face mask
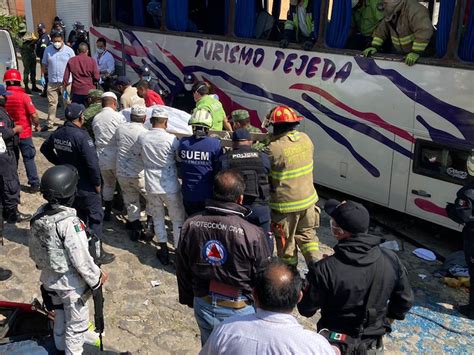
[143,75,151,82]
[97,48,105,54]
[184,84,193,91]
[53,42,62,50]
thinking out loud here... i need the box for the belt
[202,296,251,309]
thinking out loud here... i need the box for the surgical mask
[53,42,62,50]
[184,83,193,91]
[143,75,151,82]
[97,48,105,54]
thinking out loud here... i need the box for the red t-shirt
[144,90,165,107]
[5,86,37,139]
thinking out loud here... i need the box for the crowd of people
[0,9,472,355]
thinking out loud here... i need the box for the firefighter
[362,0,434,66]
[263,106,320,268]
[279,0,316,51]
[446,152,474,320]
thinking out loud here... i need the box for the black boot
[129,220,142,242]
[5,208,32,224]
[142,215,154,242]
[457,304,474,320]
[98,242,116,265]
[0,267,12,281]
[103,201,113,222]
[156,243,170,265]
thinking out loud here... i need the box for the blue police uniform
[177,135,222,216]
[40,121,104,237]
[0,107,20,219]
[219,145,272,238]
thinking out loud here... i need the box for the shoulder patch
[73,220,86,233]
[87,139,94,147]
[202,240,228,266]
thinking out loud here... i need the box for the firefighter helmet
[262,105,303,127]
[189,108,213,128]
[3,69,22,82]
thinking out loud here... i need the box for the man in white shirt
[91,92,126,221]
[112,105,150,241]
[93,37,115,91]
[201,257,336,355]
[114,76,145,109]
[134,107,185,265]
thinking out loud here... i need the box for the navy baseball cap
[324,199,370,234]
[65,103,85,120]
[37,23,46,30]
[232,128,252,142]
[0,85,12,96]
[115,76,131,85]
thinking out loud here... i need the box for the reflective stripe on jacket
[284,0,314,41]
[372,0,433,54]
[268,130,318,213]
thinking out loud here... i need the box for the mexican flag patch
[74,222,85,233]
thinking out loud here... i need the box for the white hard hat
[131,105,147,117]
[101,91,117,100]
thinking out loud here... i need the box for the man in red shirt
[136,80,165,107]
[3,69,41,192]
[63,43,100,106]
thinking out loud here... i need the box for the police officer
[446,153,474,320]
[172,74,195,114]
[231,109,268,151]
[40,103,115,265]
[35,23,50,97]
[29,165,108,354]
[177,108,223,216]
[219,128,272,242]
[0,84,31,225]
[133,64,166,100]
[51,17,66,39]
[176,169,272,345]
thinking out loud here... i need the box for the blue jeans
[17,137,40,186]
[71,94,88,106]
[193,296,255,346]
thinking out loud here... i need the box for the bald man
[201,257,335,354]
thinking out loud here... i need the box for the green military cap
[88,89,104,98]
[231,109,250,121]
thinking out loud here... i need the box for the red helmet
[3,69,22,82]
[263,105,303,127]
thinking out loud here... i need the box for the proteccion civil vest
[226,149,270,204]
[29,205,77,274]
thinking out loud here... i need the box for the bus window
[187,0,228,35]
[115,0,159,28]
[93,0,112,25]
[413,140,470,185]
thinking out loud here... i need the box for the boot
[156,243,170,265]
[0,267,12,281]
[6,208,32,224]
[129,220,142,242]
[142,215,154,242]
[457,304,474,320]
[98,243,116,265]
[103,201,113,222]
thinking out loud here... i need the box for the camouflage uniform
[83,89,104,138]
[231,109,268,151]
[19,33,38,93]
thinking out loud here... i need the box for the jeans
[16,137,40,186]
[71,94,88,105]
[73,191,104,238]
[193,296,255,346]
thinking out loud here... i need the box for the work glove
[40,76,46,87]
[362,47,378,57]
[302,40,314,51]
[279,39,289,48]
[63,90,69,102]
[405,52,420,66]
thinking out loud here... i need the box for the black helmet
[139,64,151,76]
[184,74,195,84]
[40,165,79,202]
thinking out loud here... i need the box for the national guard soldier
[219,128,272,245]
[83,89,104,138]
[446,152,474,319]
[177,108,223,216]
[176,169,272,345]
[41,103,115,265]
[20,32,41,94]
[263,106,320,268]
[29,165,109,354]
[231,109,267,151]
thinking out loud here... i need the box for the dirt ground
[1,86,473,354]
